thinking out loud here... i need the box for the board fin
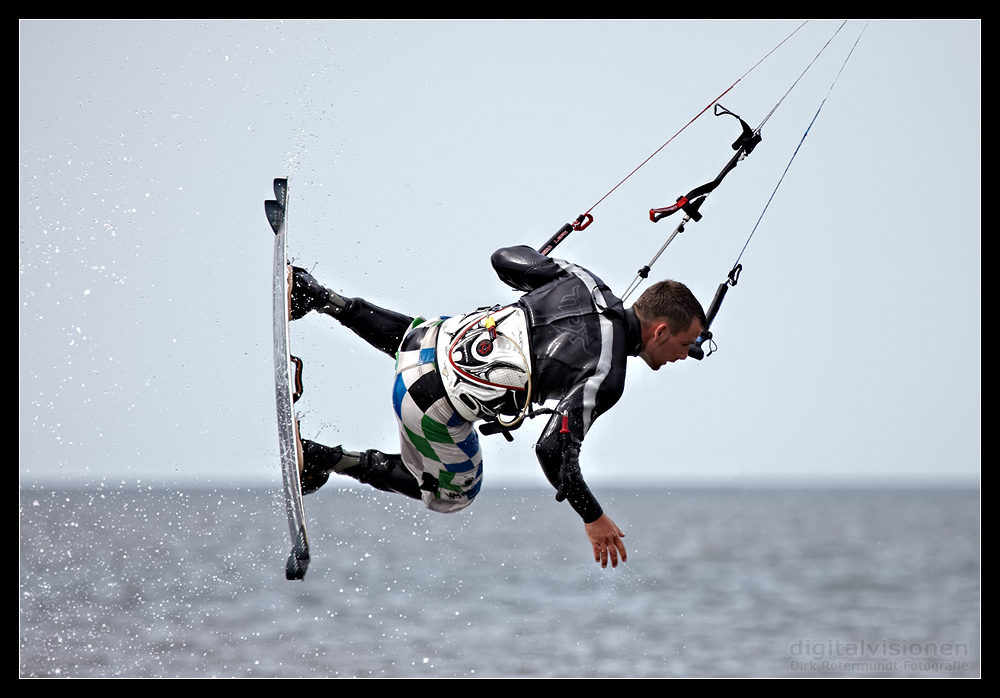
[265,178,288,235]
[265,201,283,234]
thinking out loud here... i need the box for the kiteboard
[266,177,310,580]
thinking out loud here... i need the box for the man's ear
[653,319,671,341]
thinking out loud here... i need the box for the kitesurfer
[292,245,705,568]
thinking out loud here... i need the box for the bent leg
[338,298,414,358]
[301,439,421,500]
[351,450,422,499]
[292,267,412,357]
[301,318,484,511]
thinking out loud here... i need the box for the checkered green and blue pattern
[393,317,483,513]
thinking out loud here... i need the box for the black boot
[291,266,350,320]
[301,439,360,495]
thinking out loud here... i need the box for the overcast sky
[19,20,980,489]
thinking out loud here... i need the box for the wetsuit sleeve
[491,246,568,292]
[534,403,603,524]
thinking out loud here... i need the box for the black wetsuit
[491,246,643,523]
[319,245,643,524]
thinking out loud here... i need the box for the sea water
[19,485,980,677]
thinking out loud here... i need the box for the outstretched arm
[535,407,628,568]
[535,407,602,522]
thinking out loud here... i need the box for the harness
[437,305,533,425]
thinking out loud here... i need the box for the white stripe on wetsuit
[554,259,616,436]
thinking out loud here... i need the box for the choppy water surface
[20,485,979,677]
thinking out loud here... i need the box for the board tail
[285,525,310,580]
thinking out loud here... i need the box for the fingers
[585,514,627,568]
[591,539,609,567]
[592,536,627,568]
[606,537,626,568]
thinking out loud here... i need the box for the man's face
[640,318,703,371]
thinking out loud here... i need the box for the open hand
[584,514,626,568]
